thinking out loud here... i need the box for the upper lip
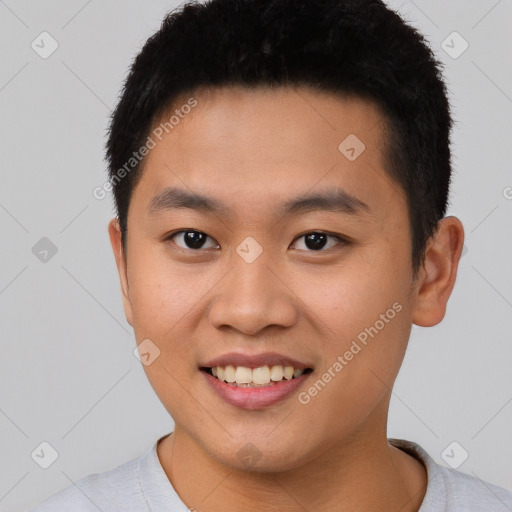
[200,352,313,370]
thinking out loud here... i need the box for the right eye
[166,230,220,251]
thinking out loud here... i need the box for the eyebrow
[147,186,370,218]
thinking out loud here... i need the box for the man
[30,0,512,510]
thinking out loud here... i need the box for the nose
[207,255,298,336]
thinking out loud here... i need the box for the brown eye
[166,229,346,252]
[168,230,219,250]
[290,232,345,251]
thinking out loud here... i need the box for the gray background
[0,1,511,510]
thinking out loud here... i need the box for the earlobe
[108,218,134,327]
[412,216,465,327]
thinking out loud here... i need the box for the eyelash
[164,229,348,253]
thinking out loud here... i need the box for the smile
[199,352,314,409]
[201,365,313,387]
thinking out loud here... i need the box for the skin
[108,85,465,512]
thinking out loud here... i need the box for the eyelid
[165,229,348,251]
[289,230,347,251]
[165,229,220,250]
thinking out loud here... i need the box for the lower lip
[201,370,312,410]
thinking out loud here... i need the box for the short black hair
[105,0,452,274]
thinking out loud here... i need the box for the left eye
[166,230,344,251]
[289,231,344,251]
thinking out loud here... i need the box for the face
[110,86,429,471]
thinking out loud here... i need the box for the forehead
[160,85,386,166]
[132,85,405,224]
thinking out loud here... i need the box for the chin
[207,436,312,474]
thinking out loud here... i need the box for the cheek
[300,297,410,439]
[302,251,408,335]
[303,249,412,393]
[127,245,196,329]
[127,250,202,412]
[126,245,227,372]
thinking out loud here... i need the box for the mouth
[199,353,314,410]
[200,365,313,388]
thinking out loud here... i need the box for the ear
[412,216,465,327]
[108,218,133,327]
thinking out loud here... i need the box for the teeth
[209,364,307,386]
[224,365,236,383]
[234,366,252,384]
[283,366,294,380]
[270,365,284,381]
[252,366,271,384]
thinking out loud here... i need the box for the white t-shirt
[28,434,512,511]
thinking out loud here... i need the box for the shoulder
[436,461,512,511]
[28,452,144,512]
[389,438,512,511]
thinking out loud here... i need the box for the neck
[157,426,427,512]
